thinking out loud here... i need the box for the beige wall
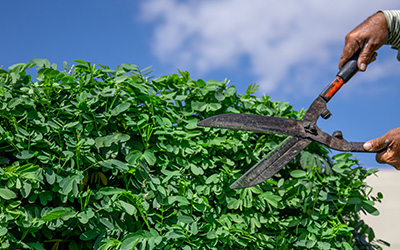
[362,169,400,250]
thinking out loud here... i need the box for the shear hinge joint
[304,122,318,135]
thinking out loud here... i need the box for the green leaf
[206,174,219,184]
[0,227,7,237]
[143,150,156,165]
[362,201,380,216]
[166,230,186,240]
[107,159,129,171]
[99,187,126,196]
[259,192,281,208]
[126,150,142,165]
[0,188,17,200]
[317,242,331,250]
[114,75,128,84]
[191,222,199,235]
[78,209,95,224]
[69,241,79,250]
[290,169,307,178]
[26,243,45,250]
[64,121,80,129]
[59,177,74,194]
[40,208,66,222]
[341,242,352,250]
[185,118,198,129]
[73,59,87,64]
[45,169,56,185]
[190,164,204,175]
[227,198,241,210]
[80,229,100,241]
[192,101,207,111]
[207,103,222,111]
[16,150,37,160]
[111,102,130,116]
[0,157,10,165]
[120,236,140,250]
[95,133,130,148]
[118,200,137,216]
[225,86,236,97]
[178,215,194,224]
[176,196,190,206]
[348,197,361,205]
[8,98,23,108]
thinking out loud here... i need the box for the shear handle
[350,142,366,152]
[320,50,360,102]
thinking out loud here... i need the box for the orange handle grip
[321,51,360,101]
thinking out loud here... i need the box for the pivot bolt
[304,122,318,135]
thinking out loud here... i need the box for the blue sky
[1,0,399,169]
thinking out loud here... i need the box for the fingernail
[364,142,372,151]
[360,63,367,71]
[385,139,390,146]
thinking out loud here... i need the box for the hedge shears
[198,51,374,189]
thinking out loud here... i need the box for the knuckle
[386,128,400,138]
[376,157,385,164]
[375,156,384,164]
[375,151,387,164]
[345,32,356,40]
[377,150,399,166]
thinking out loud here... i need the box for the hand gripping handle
[320,50,360,102]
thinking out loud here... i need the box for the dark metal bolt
[321,109,332,119]
[332,130,343,139]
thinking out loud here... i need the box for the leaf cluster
[0,58,387,249]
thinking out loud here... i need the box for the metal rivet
[332,130,343,139]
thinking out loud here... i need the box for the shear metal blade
[197,113,303,136]
[230,136,311,189]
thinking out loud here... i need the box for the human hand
[339,12,388,71]
[363,127,400,169]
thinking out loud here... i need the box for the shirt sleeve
[381,10,400,60]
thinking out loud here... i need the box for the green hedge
[0,58,387,249]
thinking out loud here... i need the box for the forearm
[381,10,400,58]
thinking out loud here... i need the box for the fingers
[339,47,358,69]
[364,128,400,169]
[358,46,379,71]
[339,39,376,71]
[370,52,377,63]
[376,146,400,170]
[358,44,373,71]
[339,33,361,69]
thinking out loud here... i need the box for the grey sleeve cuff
[381,10,400,48]
[381,10,400,61]
[381,10,400,60]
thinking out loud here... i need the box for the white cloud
[140,0,400,97]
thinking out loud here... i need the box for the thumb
[363,136,389,152]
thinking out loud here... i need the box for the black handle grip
[320,50,360,102]
[337,50,360,83]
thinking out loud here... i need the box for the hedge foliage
[0,58,387,249]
